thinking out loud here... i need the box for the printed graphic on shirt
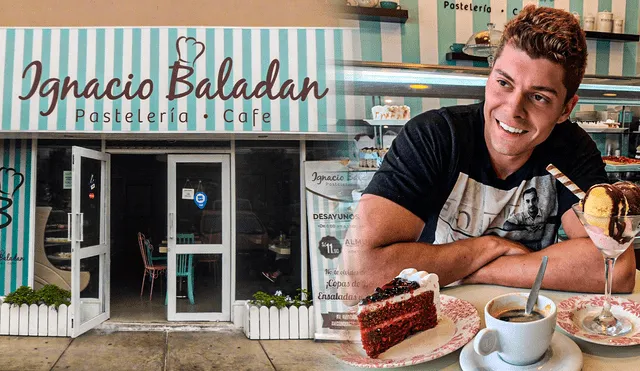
[435,173,558,251]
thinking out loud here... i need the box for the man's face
[484,43,577,164]
[524,192,539,217]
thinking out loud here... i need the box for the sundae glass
[572,202,640,336]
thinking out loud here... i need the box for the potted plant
[0,285,73,337]
[244,289,315,340]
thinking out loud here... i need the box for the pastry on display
[357,268,440,358]
[371,105,411,120]
[602,156,640,165]
[358,147,388,168]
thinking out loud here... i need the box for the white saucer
[459,331,583,371]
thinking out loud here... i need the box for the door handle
[169,212,175,239]
[67,213,72,241]
[78,213,84,242]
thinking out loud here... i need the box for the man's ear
[557,94,580,123]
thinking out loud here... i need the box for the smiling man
[343,5,636,300]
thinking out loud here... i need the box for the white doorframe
[167,154,231,321]
[71,146,111,338]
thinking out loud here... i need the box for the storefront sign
[194,192,207,210]
[304,160,373,341]
[63,170,72,190]
[181,188,194,200]
[0,28,351,133]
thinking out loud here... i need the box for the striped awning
[0,27,354,134]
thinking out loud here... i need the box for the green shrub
[3,286,39,306]
[2,285,71,309]
[37,285,71,308]
[250,288,312,309]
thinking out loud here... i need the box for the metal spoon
[525,256,548,316]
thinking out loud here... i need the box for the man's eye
[533,94,548,102]
[497,80,508,87]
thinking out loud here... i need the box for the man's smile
[497,119,528,135]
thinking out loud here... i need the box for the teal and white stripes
[0,139,34,296]
[353,0,638,117]
[0,27,348,133]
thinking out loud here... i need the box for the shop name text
[17,57,329,126]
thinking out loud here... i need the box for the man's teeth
[498,120,525,134]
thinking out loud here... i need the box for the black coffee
[497,309,545,323]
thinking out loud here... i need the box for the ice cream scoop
[581,183,631,242]
[614,181,640,214]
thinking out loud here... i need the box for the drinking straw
[546,164,586,200]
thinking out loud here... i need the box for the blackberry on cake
[357,268,439,358]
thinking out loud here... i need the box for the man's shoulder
[407,102,483,135]
[545,120,593,148]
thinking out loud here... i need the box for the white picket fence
[0,303,73,337]
[243,304,314,340]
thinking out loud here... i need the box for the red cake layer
[360,303,437,358]
[358,291,434,328]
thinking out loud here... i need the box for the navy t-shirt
[364,102,607,251]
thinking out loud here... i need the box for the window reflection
[235,142,301,300]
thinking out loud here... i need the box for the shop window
[35,141,102,296]
[234,141,301,300]
[305,140,351,161]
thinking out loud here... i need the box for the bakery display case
[43,209,72,270]
[339,61,640,173]
[34,207,91,292]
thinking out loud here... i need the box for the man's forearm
[344,235,511,299]
[465,237,637,293]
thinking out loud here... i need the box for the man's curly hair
[494,5,587,103]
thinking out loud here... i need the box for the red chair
[138,232,167,301]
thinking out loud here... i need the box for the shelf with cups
[584,31,640,42]
[338,6,408,23]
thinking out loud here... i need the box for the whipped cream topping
[358,268,440,315]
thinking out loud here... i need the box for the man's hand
[463,237,530,284]
[461,209,636,293]
[502,238,531,256]
[342,195,536,303]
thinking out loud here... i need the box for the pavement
[0,326,355,371]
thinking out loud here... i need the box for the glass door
[70,146,110,337]
[167,155,230,321]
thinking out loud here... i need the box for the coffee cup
[473,293,557,366]
[450,43,465,53]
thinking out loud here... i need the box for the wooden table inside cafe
[329,270,640,370]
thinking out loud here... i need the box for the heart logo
[175,36,205,65]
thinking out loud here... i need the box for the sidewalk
[0,328,353,371]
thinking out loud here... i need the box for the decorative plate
[331,294,480,368]
[557,295,640,346]
[459,331,583,371]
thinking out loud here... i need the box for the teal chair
[165,233,195,305]
[145,238,167,264]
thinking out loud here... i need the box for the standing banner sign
[304,160,374,341]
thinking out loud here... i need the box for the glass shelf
[338,61,640,105]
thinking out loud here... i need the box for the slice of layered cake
[357,268,440,358]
